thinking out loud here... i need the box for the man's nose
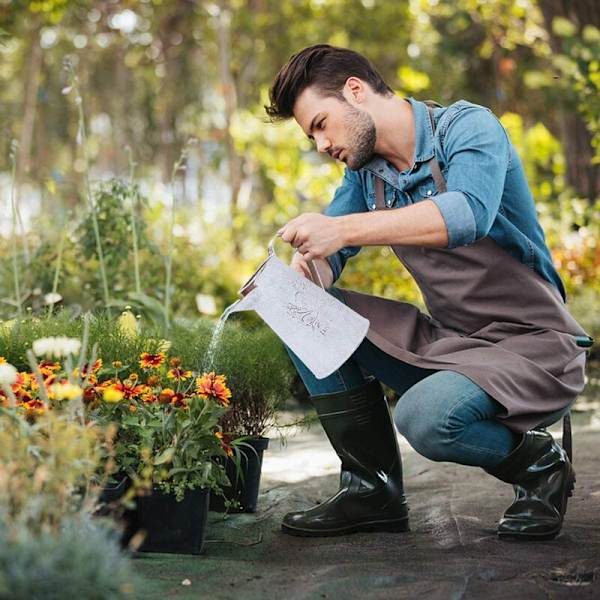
[315,135,331,154]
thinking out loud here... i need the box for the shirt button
[426,190,432,196]
[386,201,391,207]
[371,203,376,209]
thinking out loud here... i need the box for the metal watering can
[231,238,370,379]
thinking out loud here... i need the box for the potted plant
[206,324,294,513]
[88,352,232,555]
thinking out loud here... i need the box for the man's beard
[342,104,376,171]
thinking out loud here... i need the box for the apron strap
[373,104,447,209]
[425,106,447,194]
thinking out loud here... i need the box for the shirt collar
[362,97,435,178]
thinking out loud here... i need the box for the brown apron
[340,108,587,433]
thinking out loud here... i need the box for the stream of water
[203,299,241,372]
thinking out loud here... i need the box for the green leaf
[153,447,175,465]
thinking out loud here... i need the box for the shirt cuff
[430,191,477,248]
[326,253,343,284]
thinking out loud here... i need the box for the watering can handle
[269,235,326,290]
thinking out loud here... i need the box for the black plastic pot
[210,436,269,513]
[129,486,210,555]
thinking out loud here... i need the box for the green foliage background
[1,0,599,346]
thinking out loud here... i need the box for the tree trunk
[216,0,244,257]
[17,23,42,186]
[539,0,600,202]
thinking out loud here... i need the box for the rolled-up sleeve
[431,107,510,248]
[324,169,366,283]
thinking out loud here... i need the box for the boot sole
[281,517,410,537]
[498,466,576,542]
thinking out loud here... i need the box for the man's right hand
[290,252,334,288]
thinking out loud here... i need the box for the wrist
[337,214,355,247]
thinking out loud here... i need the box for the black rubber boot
[486,430,575,541]
[281,378,409,537]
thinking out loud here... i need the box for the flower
[38,360,62,377]
[215,431,233,457]
[0,363,18,387]
[118,311,138,338]
[158,388,175,404]
[167,367,192,381]
[50,382,83,401]
[32,336,81,358]
[112,361,122,369]
[170,392,187,408]
[196,372,231,406]
[103,387,125,403]
[139,352,166,369]
[43,292,63,305]
[0,356,6,364]
[113,379,148,400]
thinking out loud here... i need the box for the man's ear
[343,77,366,103]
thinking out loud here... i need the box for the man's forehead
[294,87,340,130]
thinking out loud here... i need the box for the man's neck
[372,96,415,173]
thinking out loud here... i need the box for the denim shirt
[324,98,566,301]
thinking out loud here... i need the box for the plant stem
[9,141,22,318]
[164,147,187,329]
[48,223,68,317]
[126,146,142,295]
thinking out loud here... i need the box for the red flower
[139,352,166,370]
[195,372,232,406]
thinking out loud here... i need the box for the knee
[393,389,456,462]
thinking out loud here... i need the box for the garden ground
[132,403,600,600]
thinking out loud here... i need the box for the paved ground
[132,405,600,599]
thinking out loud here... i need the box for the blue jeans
[288,337,520,469]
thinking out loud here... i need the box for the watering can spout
[235,236,369,379]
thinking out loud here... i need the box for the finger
[280,226,296,244]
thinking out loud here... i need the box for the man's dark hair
[266,44,393,121]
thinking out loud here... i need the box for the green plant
[0,516,135,600]
[88,355,232,501]
[209,322,294,438]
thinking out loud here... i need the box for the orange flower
[215,431,233,457]
[19,398,46,417]
[113,379,149,400]
[141,392,157,404]
[196,372,231,406]
[39,360,61,377]
[167,367,192,381]
[147,375,160,387]
[169,357,181,368]
[139,352,166,369]
[0,357,6,364]
[170,392,187,408]
[158,388,175,404]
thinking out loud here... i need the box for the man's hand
[290,252,334,288]
[278,213,345,262]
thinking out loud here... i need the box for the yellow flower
[167,367,192,381]
[103,387,125,403]
[50,382,83,401]
[118,310,138,338]
[0,356,6,364]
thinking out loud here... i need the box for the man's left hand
[278,213,345,261]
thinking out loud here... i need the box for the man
[266,44,588,540]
